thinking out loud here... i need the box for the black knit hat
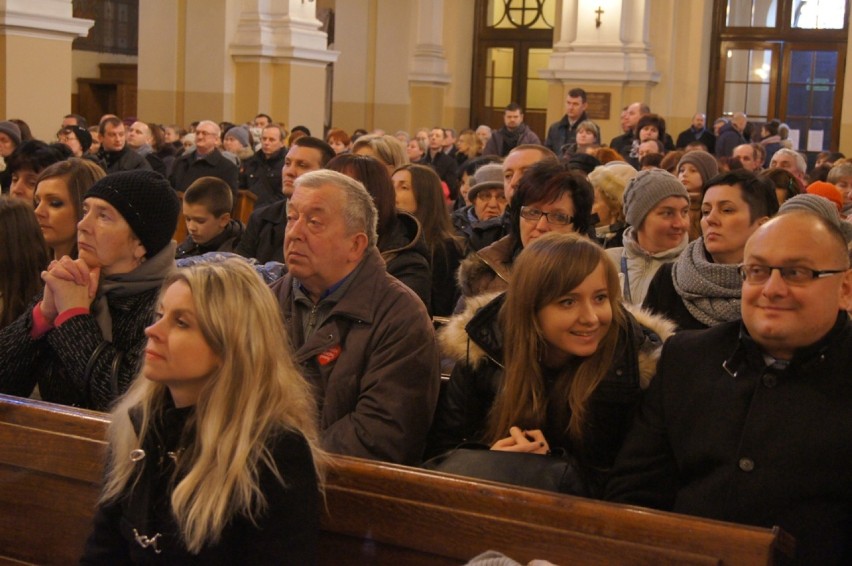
[63,125,93,153]
[84,170,179,258]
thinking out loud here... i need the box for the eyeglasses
[195,131,218,138]
[738,264,848,285]
[520,206,573,226]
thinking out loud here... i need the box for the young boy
[176,176,244,258]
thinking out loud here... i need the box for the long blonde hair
[488,233,625,445]
[101,259,325,553]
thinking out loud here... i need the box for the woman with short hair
[643,169,779,330]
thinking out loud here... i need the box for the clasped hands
[39,256,100,324]
[491,426,550,455]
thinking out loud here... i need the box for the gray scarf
[92,242,176,342]
[671,238,742,326]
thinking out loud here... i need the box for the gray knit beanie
[779,193,852,243]
[224,125,250,148]
[623,169,690,228]
[0,121,22,146]
[677,151,718,184]
[85,170,180,258]
[468,163,505,201]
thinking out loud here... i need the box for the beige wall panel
[181,91,230,123]
[3,35,72,140]
[331,0,373,130]
[137,0,183,124]
[442,1,475,130]
[233,60,262,125]
[272,61,327,135]
[410,84,446,129]
[136,89,177,123]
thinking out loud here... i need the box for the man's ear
[218,212,231,229]
[346,232,369,262]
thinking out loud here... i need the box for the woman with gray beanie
[643,169,779,330]
[0,170,180,411]
[605,169,690,306]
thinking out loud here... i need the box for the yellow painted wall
[442,1,475,130]
[1,35,74,140]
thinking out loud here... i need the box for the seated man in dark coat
[607,210,852,565]
[169,120,239,206]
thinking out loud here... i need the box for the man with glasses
[169,119,239,206]
[607,210,852,564]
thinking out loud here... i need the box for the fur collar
[438,294,677,389]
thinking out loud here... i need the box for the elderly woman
[588,162,637,248]
[0,170,180,410]
[458,160,594,300]
[643,169,779,330]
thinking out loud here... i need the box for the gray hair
[828,162,852,183]
[294,169,379,247]
[773,148,806,174]
[197,120,221,137]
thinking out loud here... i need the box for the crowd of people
[0,98,850,563]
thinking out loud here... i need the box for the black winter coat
[169,149,239,207]
[427,293,674,496]
[81,403,320,565]
[235,200,287,263]
[606,316,852,565]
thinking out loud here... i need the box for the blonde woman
[428,233,673,496]
[82,259,325,563]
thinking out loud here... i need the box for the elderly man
[770,148,808,185]
[271,169,440,465]
[97,117,152,173]
[451,163,508,252]
[169,120,239,203]
[545,87,589,155]
[483,103,541,157]
[239,124,287,208]
[607,211,852,564]
[610,101,648,158]
[235,136,334,263]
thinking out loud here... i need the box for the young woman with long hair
[428,233,674,496]
[33,158,106,260]
[82,259,325,563]
[0,197,49,329]
[392,164,466,316]
[326,153,432,310]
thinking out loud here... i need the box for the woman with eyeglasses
[457,160,595,301]
[426,233,674,497]
[643,169,779,331]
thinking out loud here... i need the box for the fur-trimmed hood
[438,292,677,389]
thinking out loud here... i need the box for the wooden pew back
[0,395,794,565]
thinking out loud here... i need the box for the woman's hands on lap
[491,426,550,455]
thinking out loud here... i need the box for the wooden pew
[0,394,794,565]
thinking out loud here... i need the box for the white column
[409,0,450,85]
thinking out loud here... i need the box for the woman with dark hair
[33,158,106,260]
[0,197,49,330]
[326,153,432,310]
[393,164,466,316]
[643,169,779,330]
[427,233,674,496]
[458,160,595,300]
[7,140,66,202]
[0,170,180,411]
[82,259,325,563]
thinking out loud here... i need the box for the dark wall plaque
[586,92,611,120]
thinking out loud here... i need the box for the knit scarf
[92,242,176,342]
[671,238,742,327]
